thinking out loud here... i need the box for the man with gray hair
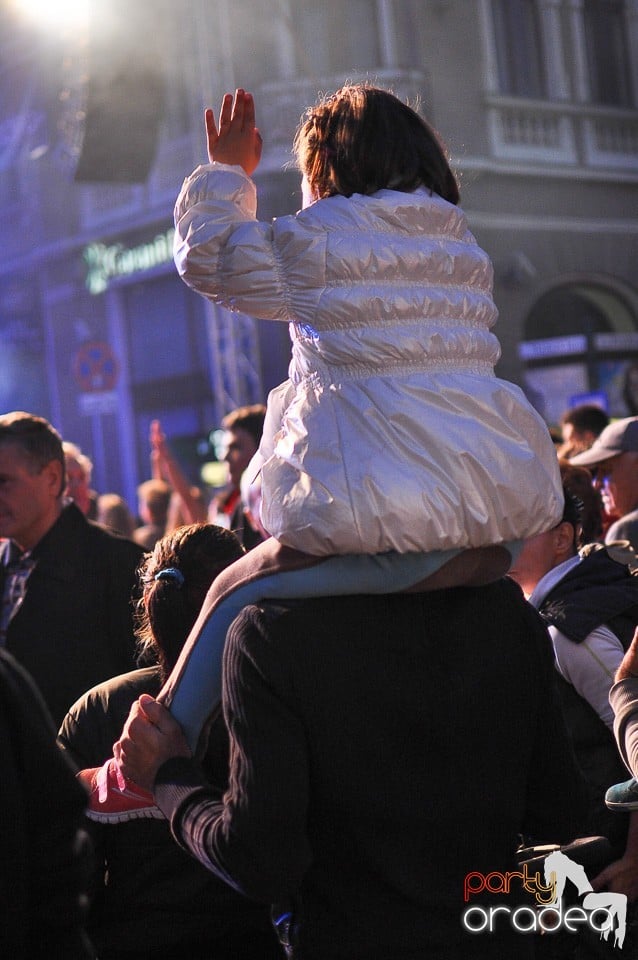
[571,417,638,551]
[0,411,143,725]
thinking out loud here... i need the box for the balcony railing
[486,95,638,172]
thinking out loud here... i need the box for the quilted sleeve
[173,162,291,320]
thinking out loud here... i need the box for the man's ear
[554,521,577,559]
[42,459,65,499]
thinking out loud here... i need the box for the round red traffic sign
[73,340,118,392]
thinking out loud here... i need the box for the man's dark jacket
[0,502,143,726]
[539,546,638,851]
[0,648,93,957]
[156,578,586,960]
[58,667,283,960]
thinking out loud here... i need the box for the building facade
[0,0,637,504]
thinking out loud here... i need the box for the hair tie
[154,567,185,587]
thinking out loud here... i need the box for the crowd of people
[2,82,638,958]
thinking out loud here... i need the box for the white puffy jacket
[174,163,562,555]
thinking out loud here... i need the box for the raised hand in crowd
[205,88,263,175]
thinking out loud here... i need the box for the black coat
[1,502,144,726]
[156,579,587,960]
[58,667,282,960]
[0,648,93,958]
[539,547,638,851]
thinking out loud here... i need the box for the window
[583,0,633,106]
[291,0,380,75]
[491,0,547,98]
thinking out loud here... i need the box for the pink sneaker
[77,758,165,824]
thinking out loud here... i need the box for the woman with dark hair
[559,458,605,546]
[59,524,282,960]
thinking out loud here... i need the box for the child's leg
[161,539,520,752]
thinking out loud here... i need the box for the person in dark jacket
[0,648,93,958]
[115,571,586,960]
[0,411,143,726]
[59,523,282,960]
[509,487,638,909]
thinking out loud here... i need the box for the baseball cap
[570,416,638,467]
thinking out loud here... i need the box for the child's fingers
[205,107,218,153]
[242,91,256,130]
[205,89,261,173]
[204,107,217,135]
[218,92,234,130]
[230,88,246,127]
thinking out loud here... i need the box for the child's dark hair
[294,83,459,204]
[135,523,244,681]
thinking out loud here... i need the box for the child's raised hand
[205,89,262,176]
